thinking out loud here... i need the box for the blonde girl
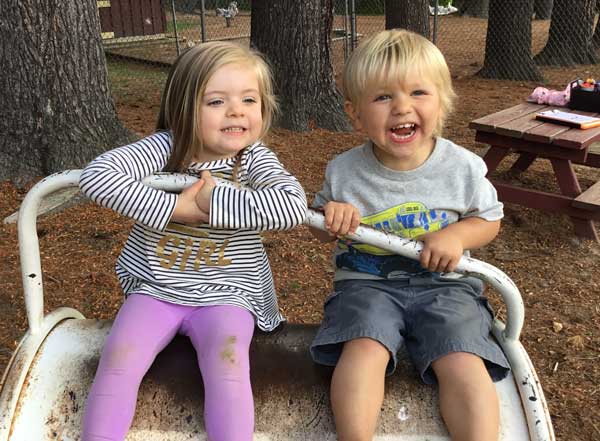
[80,41,307,441]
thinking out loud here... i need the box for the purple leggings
[82,294,255,441]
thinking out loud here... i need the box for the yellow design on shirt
[340,202,449,255]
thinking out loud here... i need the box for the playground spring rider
[0,171,555,440]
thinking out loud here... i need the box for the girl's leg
[432,352,499,441]
[331,338,389,441]
[82,294,185,441]
[182,305,255,441]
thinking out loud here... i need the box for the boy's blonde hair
[158,41,278,172]
[343,29,456,136]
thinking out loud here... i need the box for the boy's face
[345,69,441,171]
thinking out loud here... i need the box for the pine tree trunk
[384,0,430,38]
[455,0,490,18]
[250,0,350,132]
[533,0,553,19]
[534,0,597,65]
[478,0,544,81]
[0,0,134,183]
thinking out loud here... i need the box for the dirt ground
[1,14,600,441]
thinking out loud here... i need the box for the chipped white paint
[397,406,409,421]
[0,171,555,441]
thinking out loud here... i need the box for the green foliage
[355,0,384,15]
[166,17,198,33]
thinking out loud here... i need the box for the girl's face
[196,63,263,162]
[345,68,442,171]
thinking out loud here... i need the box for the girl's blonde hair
[157,41,278,172]
[343,29,456,136]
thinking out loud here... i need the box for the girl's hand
[172,179,209,223]
[194,170,217,214]
[323,201,361,236]
[418,229,463,273]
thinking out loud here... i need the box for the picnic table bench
[470,102,600,242]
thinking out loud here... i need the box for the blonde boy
[309,30,509,441]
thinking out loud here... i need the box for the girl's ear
[344,100,363,131]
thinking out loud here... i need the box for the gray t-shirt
[313,137,503,281]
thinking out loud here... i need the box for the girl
[79,41,307,441]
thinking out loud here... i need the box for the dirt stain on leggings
[220,335,237,365]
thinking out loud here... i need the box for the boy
[309,29,509,441]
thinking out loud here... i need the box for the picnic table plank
[573,181,600,211]
[469,103,544,133]
[495,111,548,139]
[552,124,600,149]
[523,122,570,145]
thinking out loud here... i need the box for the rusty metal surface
[2,319,531,440]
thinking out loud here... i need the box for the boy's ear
[344,100,363,131]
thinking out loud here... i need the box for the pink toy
[527,85,570,106]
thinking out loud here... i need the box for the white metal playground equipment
[0,170,555,440]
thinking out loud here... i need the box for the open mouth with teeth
[390,123,416,140]
[221,126,246,134]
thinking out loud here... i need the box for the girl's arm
[79,132,182,230]
[208,146,308,231]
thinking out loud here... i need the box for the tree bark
[533,0,554,19]
[478,0,544,81]
[250,0,350,132]
[0,0,134,183]
[534,0,597,65]
[455,0,489,18]
[384,0,430,38]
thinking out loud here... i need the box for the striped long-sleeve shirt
[79,131,307,331]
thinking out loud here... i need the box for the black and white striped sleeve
[209,145,307,231]
[79,132,178,231]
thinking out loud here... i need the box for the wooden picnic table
[469,102,600,242]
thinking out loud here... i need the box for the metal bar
[19,171,524,342]
[170,0,180,56]
[344,0,349,60]
[432,0,439,43]
[350,0,356,49]
[200,0,207,43]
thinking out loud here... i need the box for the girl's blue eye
[243,97,258,103]
[412,90,427,96]
[207,99,224,106]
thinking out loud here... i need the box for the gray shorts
[310,275,510,384]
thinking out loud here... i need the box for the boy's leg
[82,294,185,441]
[183,305,255,441]
[331,338,390,441]
[432,352,499,441]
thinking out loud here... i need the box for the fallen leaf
[567,335,585,350]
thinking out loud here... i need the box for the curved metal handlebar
[18,170,524,343]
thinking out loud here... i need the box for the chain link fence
[102,0,597,120]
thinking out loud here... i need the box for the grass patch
[107,59,168,100]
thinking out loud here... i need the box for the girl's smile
[196,63,263,162]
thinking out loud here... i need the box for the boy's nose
[392,99,411,115]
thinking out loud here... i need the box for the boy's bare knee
[343,337,389,359]
[431,352,486,383]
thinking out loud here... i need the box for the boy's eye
[374,94,391,102]
[412,90,428,96]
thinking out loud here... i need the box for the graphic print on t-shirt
[336,202,449,278]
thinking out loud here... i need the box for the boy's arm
[309,202,361,243]
[418,217,500,273]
